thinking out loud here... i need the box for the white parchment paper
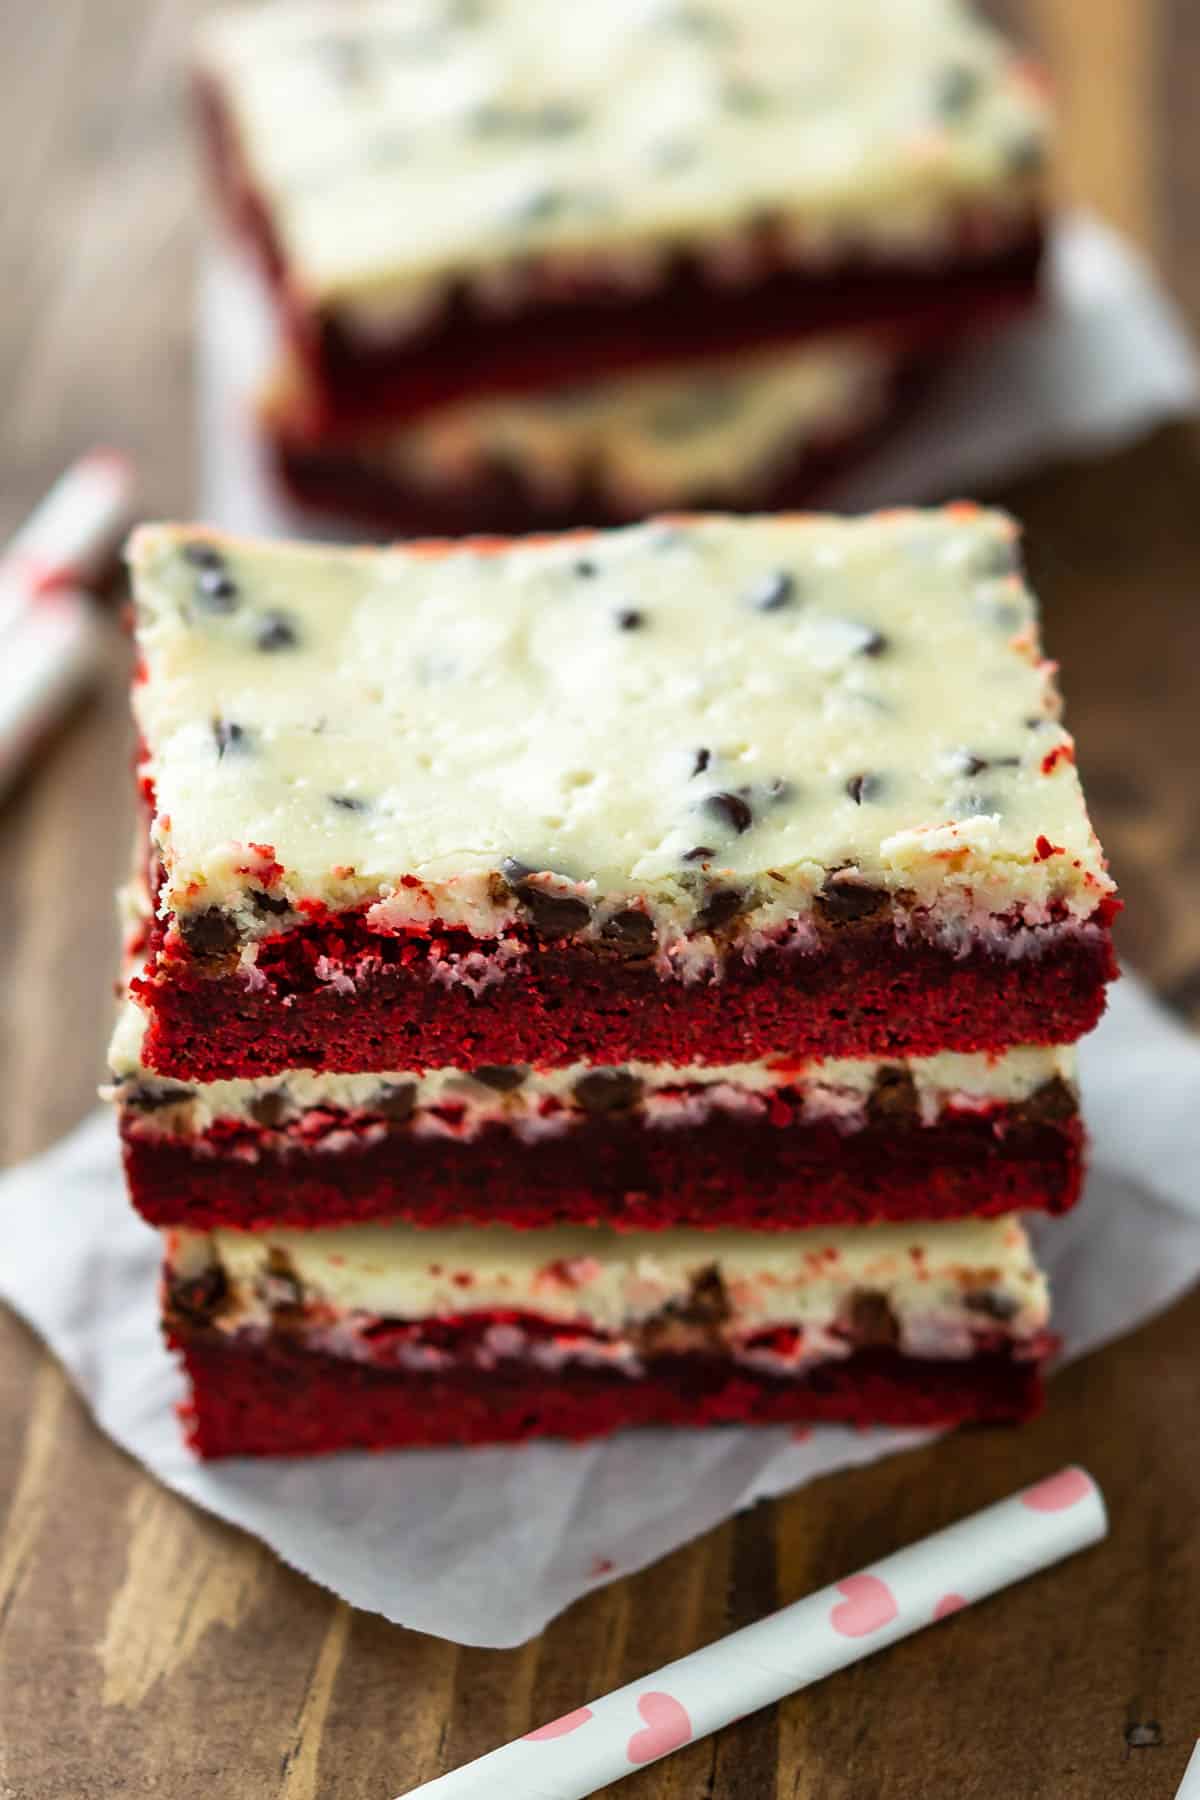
[198,212,1200,535]
[1,973,1198,1648]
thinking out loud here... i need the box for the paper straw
[0,590,105,794]
[0,449,134,634]
[1176,1742,1200,1799]
[402,1467,1106,1800]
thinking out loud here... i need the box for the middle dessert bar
[126,509,1117,1081]
[112,995,1082,1229]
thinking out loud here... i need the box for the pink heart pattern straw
[401,1468,1107,1799]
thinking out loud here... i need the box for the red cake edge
[173,1334,1047,1457]
[121,1106,1085,1232]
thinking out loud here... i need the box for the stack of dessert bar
[194,0,1053,535]
[109,506,1117,1457]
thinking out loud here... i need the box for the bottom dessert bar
[177,1339,1045,1459]
[164,1216,1052,1457]
[261,335,925,538]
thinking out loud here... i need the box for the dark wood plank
[1,1,1197,1796]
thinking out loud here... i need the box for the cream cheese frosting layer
[169,1214,1050,1368]
[198,0,1050,317]
[129,509,1113,961]
[109,997,1076,1139]
[266,335,897,511]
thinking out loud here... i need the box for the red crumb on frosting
[1034,835,1065,861]
[1041,744,1076,775]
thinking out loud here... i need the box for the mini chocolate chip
[179,907,240,959]
[748,569,795,613]
[377,1081,417,1124]
[858,629,889,657]
[816,878,890,924]
[964,1289,1020,1322]
[615,608,645,630]
[1020,1075,1078,1124]
[512,185,571,224]
[601,908,656,952]
[261,1249,305,1315]
[958,753,990,777]
[250,888,290,916]
[248,1090,290,1129]
[124,1080,195,1112]
[682,845,715,862]
[472,1064,529,1092]
[697,887,743,931]
[212,718,250,758]
[573,558,598,578]
[573,1069,643,1114]
[692,747,711,777]
[256,611,300,652]
[167,1264,229,1328]
[868,1067,920,1126]
[703,791,753,834]
[329,793,368,811]
[847,1290,900,1348]
[512,883,591,936]
[846,773,882,804]
[935,63,980,116]
[675,1265,731,1326]
[182,542,225,570]
[196,566,239,611]
[500,856,534,885]
[1124,1723,1163,1751]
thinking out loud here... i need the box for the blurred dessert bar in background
[192,0,1054,533]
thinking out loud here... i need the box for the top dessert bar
[195,0,1052,430]
[127,508,1117,1081]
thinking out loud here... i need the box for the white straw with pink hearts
[0,451,134,791]
[402,1467,1106,1800]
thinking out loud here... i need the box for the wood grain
[1,1,1198,1795]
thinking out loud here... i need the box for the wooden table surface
[2,2,1198,1794]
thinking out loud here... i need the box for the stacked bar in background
[193,0,1054,534]
[110,507,1117,1457]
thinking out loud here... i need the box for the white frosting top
[129,510,1112,956]
[269,335,895,510]
[199,0,1051,313]
[171,1213,1049,1345]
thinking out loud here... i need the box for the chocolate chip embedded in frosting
[1019,1074,1078,1124]
[472,1064,529,1092]
[703,790,754,834]
[178,906,241,960]
[846,772,882,804]
[376,1080,418,1124]
[499,857,533,886]
[867,1066,920,1126]
[682,845,715,863]
[573,558,598,578]
[857,629,889,657]
[166,1264,229,1329]
[675,1264,731,1326]
[248,1090,290,1129]
[697,887,744,932]
[124,1080,195,1112]
[964,1288,1020,1323]
[260,1248,305,1317]
[182,542,226,571]
[256,611,301,652]
[329,793,368,811]
[195,566,240,614]
[691,747,711,777]
[934,64,980,117]
[212,718,251,758]
[846,1290,900,1348]
[816,876,891,925]
[747,570,795,613]
[511,882,591,937]
[615,609,645,630]
[573,1068,643,1114]
[601,909,656,953]
[251,887,290,917]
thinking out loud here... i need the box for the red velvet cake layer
[197,76,1045,435]
[124,1104,1084,1233]
[175,1334,1045,1457]
[135,911,1117,1081]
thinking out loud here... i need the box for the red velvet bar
[197,74,1045,436]
[134,905,1118,1082]
[123,1099,1084,1233]
[174,1333,1046,1458]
